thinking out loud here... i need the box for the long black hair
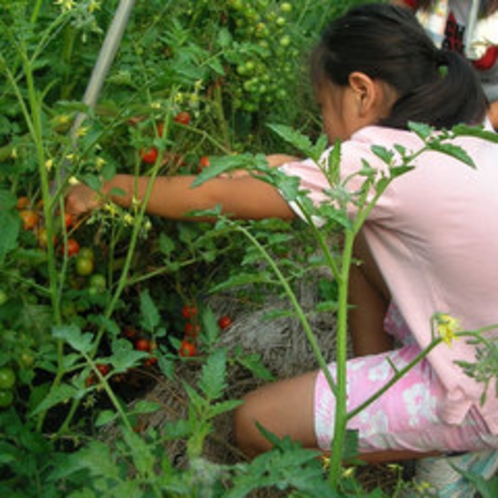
[311,3,488,130]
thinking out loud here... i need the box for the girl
[393,0,498,128]
[66,4,498,495]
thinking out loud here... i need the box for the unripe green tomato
[0,390,13,409]
[280,3,292,13]
[76,256,94,276]
[78,247,95,261]
[0,366,16,390]
[89,273,106,291]
[279,35,292,48]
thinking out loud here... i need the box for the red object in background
[135,338,151,352]
[140,147,158,164]
[179,340,196,357]
[181,305,198,319]
[218,315,233,330]
[174,111,191,125]
[473,46,498,71]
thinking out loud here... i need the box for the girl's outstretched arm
[65,172,296,222]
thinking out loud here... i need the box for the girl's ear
[348,72,377,117]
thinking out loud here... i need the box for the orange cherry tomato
[179,340,196,358]
[135,338,151,352]
[19,209,39,230]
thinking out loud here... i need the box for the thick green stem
[327,229,354,487]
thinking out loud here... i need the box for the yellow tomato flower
[55,0,76,12]
[45,158,54,171]
[436,313,461,346]
[88,0,101,13]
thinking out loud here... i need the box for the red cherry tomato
[174,111,191,125]
[96,363,110,376]
[181,305,197,319]
[197,156,210,173]
[218,315,233,330]
[123,326,138,339]
[19,209,39,230]
[185,322,200,337]
[62,238,80,257]
[135,338,151,352]
[140,147,158,164]
[179,340,196,358]
[64,212,73,229]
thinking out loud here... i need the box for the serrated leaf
[31,383,79,415]
[452,123,498,143]
[428,142,476,168]
[0,209,20,257]
[198,348,227,400]
[208,399,243,419]
[52,325,94,353]
[237,354,274,381]
[110,339,148,372]
[408,121,434,139]
[159,232,175,256]
[133,400,161,415]
[371,145,394,164]
[95,410,118,427]
[139,289,160,332]
[122,429,155,477]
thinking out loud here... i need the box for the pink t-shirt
[280,125,498,432]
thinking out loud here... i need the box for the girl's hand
[65,183,102,217]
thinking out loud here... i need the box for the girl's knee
[233,390,271,457]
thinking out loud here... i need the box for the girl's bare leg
[233,371,318,458]
[348,230,393,355]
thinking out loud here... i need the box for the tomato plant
[0,390,14,409]
[0,366,16,390]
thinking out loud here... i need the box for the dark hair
[311,3,488,130]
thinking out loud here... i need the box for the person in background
[66,4,498,496]
[393,0,498,128]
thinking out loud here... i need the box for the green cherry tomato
[0,289,8,306]
[0,366,16,390]
[0,390,13,409]
[78,247,95,261]
[89,273,106,290]
[76,256,94,276]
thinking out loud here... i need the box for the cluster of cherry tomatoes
[139,111,191,165]
[226,1,297,112]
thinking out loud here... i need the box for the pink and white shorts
[314,303,498,454]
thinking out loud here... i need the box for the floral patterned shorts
[314,303,498,454]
